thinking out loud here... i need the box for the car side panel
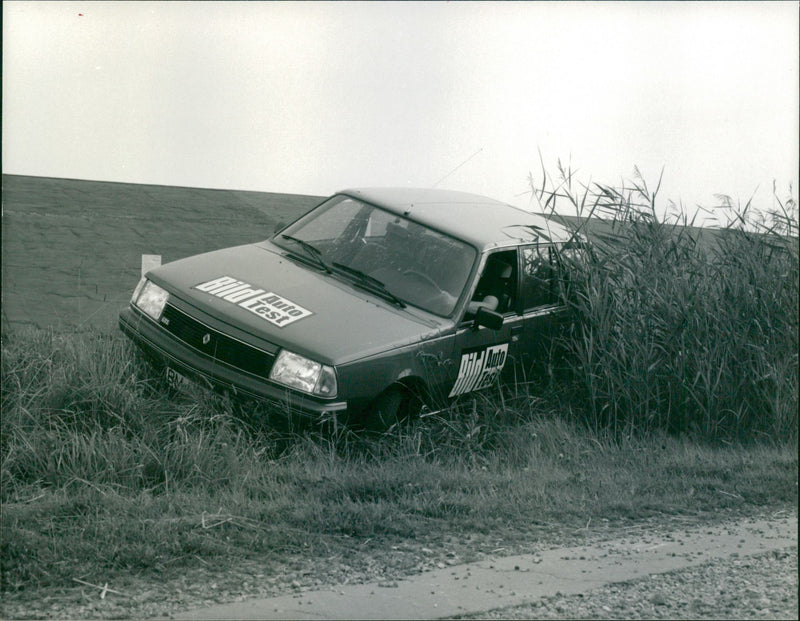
[518,306,566,376]
[336,332,459,411]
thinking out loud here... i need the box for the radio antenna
[431,148,484,188]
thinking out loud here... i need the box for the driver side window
[465,250,518,318]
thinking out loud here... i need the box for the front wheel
[362,385,419,432]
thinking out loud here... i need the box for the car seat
[470,259,513,314]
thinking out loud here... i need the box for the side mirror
[273,220,286,234]
[474,306,504,331]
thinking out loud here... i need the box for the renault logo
[202,333,211,345]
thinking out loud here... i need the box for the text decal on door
[449,343,509,397]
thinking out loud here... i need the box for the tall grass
[1,327,796,594]
[0,328,282,498]
[533,163,798,441]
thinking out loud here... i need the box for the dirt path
[161,511,797,620]
[473,546,797,620]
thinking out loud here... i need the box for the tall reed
[533,163,798,442]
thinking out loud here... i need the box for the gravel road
[461,547,797,620]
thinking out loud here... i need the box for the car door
[517,243,566,375]
[446,249,528,398]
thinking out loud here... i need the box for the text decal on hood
[193,276,313,328]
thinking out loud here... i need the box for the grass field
[1,172,797,613]
[1,174,321,330]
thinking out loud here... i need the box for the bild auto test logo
[449,343,509,397]
[193,276,313,328]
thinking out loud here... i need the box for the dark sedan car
[119,188,574,427]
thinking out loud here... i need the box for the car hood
[146,242,450,365]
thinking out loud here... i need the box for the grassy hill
[1,175,322,330]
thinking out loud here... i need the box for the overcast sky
[3,1,798,221]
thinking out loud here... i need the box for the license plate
[165,366,193,392]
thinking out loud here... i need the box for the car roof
[340,187,573,251]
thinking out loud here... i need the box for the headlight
[269,350,338,398]
[133,279,170,321]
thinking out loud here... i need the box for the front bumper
[119,306,347,417]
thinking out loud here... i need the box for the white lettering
[239,292,272,311]
[223,287,265,303]
[193,278,313,328]
[210,281,246,296]
[195,276,237,292]
[449,343,509,397]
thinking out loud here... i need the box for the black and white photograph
[2,1,797,619]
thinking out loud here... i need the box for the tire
[365,386,407,432]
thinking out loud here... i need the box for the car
[119,187,575,428]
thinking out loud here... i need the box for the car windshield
[274,195,477,316]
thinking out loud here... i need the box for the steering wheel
[403,270,443,293]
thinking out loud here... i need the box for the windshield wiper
[280,235,332,274]
[332,262,406,309]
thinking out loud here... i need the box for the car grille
[159,304,277,378]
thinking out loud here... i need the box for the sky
[3,1,798,223]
